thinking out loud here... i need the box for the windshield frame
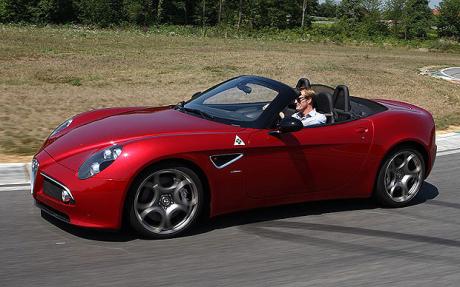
[180,75,298,129]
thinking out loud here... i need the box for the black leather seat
[311,84,334,95]
[313,92,334,124]
[296,78,311,90]
[332,85,352,121]
[287,78,312,110]
[332,85,350,111]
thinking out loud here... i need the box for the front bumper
[32,151,129,229]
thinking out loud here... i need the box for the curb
[0,162,31,191]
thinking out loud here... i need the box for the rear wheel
[128,164,204,239]
[374,148,425,207]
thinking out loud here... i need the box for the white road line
[437,148,460,157]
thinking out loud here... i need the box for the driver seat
[288,78,311,110]
[313,92,334,124]
[296,78,311,90]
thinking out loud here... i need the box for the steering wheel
[263,103,286,119]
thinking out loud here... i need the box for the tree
[299,0,318,27]
[33,0,76,23]
[76,0,125,26]
[317,0,337,18]
[362,0,380,14]
[338,0,366,26]
[301,0,307,27]
[218,0,224,24]
[124,0,163,27]
[401,0,432,39]
[157,0,164,23]
[384,0,405,36]
[437,0,460,39]
[0,0,38,22]
[237,0,242,28]
[360,0,388,36]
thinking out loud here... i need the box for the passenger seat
[332,85,352,122]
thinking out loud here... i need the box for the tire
[374,148,425,208]
[128,163,204,239]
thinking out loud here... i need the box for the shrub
[437,0,460,39]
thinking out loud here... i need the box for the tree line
[0,0,459,40]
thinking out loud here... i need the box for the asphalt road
[442,67,460,79]
[1,153,460,287]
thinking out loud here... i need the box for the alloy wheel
[384,151,424,203]
[133,169,199,235]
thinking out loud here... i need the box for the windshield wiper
[174,102,214,120]
[182,107,214,120]
[174,101,185,110]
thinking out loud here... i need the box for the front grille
[43,177,63,201]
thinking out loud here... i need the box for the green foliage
[0,0,5,21]
[427,38,460,51]
[124,0,156,26]
[317,0,337,18]
[384,0,405,36]
[401,0,432,39]
[0,0,37,23]
[338,0,366,26]
[0,0,456,44]
[383,0,433,40]
[33,0,76,23]
[438,0,460,39]
[74,0,125,27]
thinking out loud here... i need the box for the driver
[292,88,326,126]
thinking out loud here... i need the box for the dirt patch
[437,125,460,134]
[0,154,32,163]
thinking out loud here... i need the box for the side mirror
[191,91,201,100]
[269,117,303,135]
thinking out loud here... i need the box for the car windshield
[180,78,280,126]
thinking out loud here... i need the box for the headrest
[311,84,334,95]
[332,85,350,112]
[296,78,311,90]
[313,92,333,114]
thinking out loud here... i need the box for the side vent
[210,153,243,169]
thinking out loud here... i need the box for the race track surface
[442,67,460,80]
[1,153,460,286]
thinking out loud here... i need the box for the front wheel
[374,148,425,207]
[128,164,204,239]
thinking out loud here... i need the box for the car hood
[43,106,241,165]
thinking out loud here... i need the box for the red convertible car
[31,75,436,238]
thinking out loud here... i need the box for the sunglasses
[295,96,308,103]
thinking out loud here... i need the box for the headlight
[49,118,73,138]
[78,145,123,180]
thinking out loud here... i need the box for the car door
[243,118,373,198]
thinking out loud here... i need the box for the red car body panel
[32,93,436,230]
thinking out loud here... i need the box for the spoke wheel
[375,148,425,207]
[128,165,204,238]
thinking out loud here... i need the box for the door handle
[356,127,369,134]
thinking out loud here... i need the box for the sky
[429,0,441,8]
[320,0,442,9]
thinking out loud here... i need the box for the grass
[1,24,460,157]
